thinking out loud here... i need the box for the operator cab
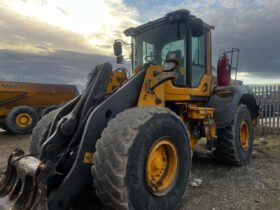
[114,9,214,96]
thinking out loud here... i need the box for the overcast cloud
[0,49,115,91]
[0,0,279,85]
[0,7,94,53]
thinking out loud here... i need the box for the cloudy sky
[0,0,279,87]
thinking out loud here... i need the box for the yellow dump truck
[0,81,78,134]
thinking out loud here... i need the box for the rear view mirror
[191,18,204,37]
[113,41,123,57]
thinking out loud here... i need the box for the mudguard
[207,85,259,129]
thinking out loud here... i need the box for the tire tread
[92,107,182,210]
[214,104,252,166]
[29,109,59,154]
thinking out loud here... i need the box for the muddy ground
[0,129,279,210]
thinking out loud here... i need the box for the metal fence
[250,84,280,135]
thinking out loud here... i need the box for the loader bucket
[0,149,56,210]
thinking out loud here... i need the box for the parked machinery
[0,9,258,210]
[0,81,78,134]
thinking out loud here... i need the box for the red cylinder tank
[217,52,231,86]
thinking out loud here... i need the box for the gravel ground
[0,130,30,175]
[0,129,279,210]
[179,137,280,210]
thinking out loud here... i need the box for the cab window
[142,42,155,64]
[132,22,186,86]
[191,31,206,87]
[162,39,186,86]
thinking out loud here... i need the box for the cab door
[188,28,212,99]
[164,28,213,101]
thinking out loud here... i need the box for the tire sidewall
[30,108,59,154]
[126,112,191,210]
[41,105,59,117]
[234,105,254,162]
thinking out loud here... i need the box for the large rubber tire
[5,106,39,134]
[41,105,59,117]
[29,109,59,154]
[214,104,254,166]
[92,107,191,210]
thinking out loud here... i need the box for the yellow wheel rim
[240,121,249,151]
[145,138,178,196]
[16,113,32,128]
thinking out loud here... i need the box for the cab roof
[124,9,214,37]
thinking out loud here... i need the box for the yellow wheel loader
[0,9,258,210]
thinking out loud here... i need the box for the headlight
[163,61,177,71]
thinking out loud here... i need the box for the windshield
[132,22,186,86]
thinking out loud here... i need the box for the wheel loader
[0,9,258,210]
